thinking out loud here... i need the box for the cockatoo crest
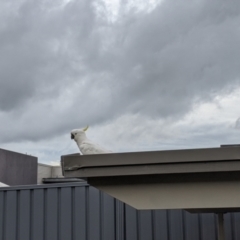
[71,126,88,139]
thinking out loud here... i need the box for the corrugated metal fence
[0,182,240,240]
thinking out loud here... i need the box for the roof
[61,146,240,212]
[61,147,240,177]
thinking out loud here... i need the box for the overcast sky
[0,0,240,164]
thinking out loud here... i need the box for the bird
[71,126,112,155]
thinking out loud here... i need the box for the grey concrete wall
[0,148,37,185]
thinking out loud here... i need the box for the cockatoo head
[71,126,89,142]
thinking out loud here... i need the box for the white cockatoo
[71,126,112,155]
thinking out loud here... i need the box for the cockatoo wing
[79,141,111,155]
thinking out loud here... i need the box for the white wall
[51,166,63,178]
[38,163,63,184]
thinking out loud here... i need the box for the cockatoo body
[71,126,111,154]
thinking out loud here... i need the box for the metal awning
[61,146,240,240]
[61,147,240,211]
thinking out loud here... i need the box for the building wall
[37,163,52,184]
[0,148,37,185]
[0,182,239,240]
[37,164,63,184]
[51,166,63,178]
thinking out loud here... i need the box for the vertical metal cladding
[0,183,240,240]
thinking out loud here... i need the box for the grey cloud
[0,0,240,144]
[0,0,96,111]
[66,0,240,121]
[102,0,240,117]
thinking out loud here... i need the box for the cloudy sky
[0,0,240,165]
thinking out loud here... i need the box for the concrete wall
[37,163,52,184]
[37,163,63,184]
[0,148,37,185]
[51,166,63,178]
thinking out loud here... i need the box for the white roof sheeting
[0,182,8,187]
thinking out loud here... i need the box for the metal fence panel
[5,191,17,240]
[102,192,115,240]
[184,210,200,240]
[115,201,124,240]
[169,210,185,240]
[200,213,217,240]
[88,186,101,240]
[1,183,240,240]
[45,188,58,240]
[125,204,138,240]
[74,187,87,239]
[153,210,169,239]
[19,190,31,240]
[32,189,44,240]
[0,191,4,240]
[60,187,72,240]
[232,213,240,240]
[138,210,153,240]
